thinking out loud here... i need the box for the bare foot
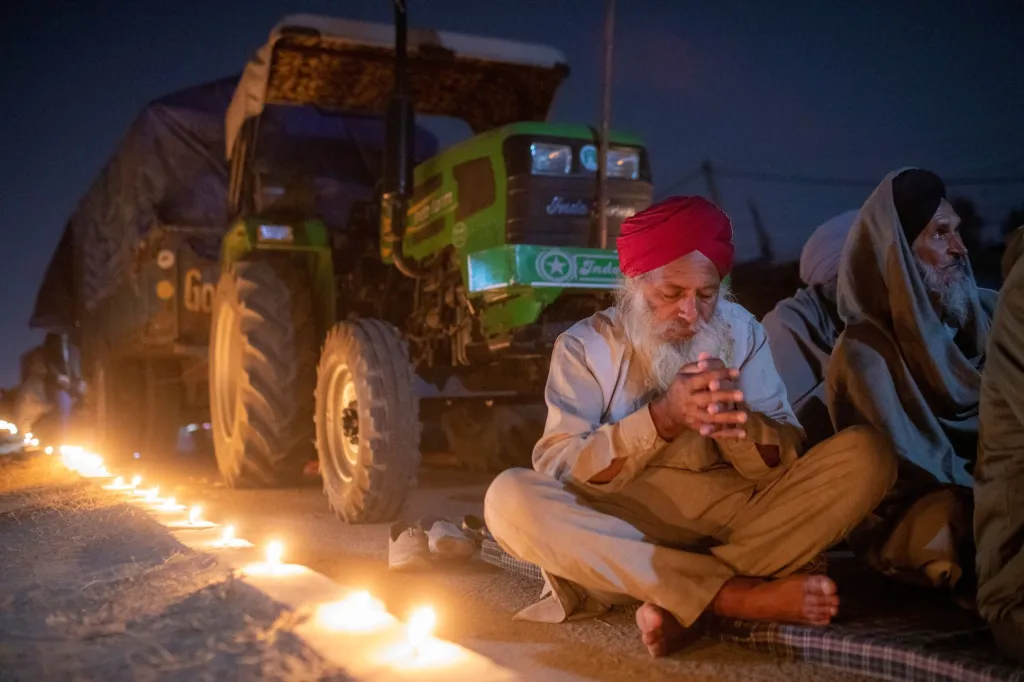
[635,603,697,657]
[711,574,839,625]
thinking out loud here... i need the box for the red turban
[616,196,734,278]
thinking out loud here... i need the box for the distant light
[130,476,142,488]
[257,224,294,243]
[223,525,235,542]
[188,506,202,525]
[44,446,54,455]
[133,452,141,459]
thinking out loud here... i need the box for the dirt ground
[122,452,877,682]
[0,455,351,682]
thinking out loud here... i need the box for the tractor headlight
[257,224,294,243]
[607,149,640,180]
[530,143,572,175]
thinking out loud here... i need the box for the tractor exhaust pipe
[384,0,427,278]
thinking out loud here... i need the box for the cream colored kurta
[485,301,896,626]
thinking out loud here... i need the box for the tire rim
[211,301,240,440]
[325,362,359,481]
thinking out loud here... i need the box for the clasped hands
[648,352,748,442]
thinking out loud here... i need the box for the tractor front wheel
[315,319,420,523]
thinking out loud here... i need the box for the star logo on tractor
[535,249,575,283]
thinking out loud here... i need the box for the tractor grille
[505,175,652,248]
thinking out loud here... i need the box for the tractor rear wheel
[209,257,317,487]
[315,319,420,523]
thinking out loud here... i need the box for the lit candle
[407,607,437,655]
[102,476,133,491]
[156,496,184,512]
[265,540,283,566]
[130,476,142,489]
[211,524,250,548]
[317,591,392,632]
[188,506,202,525]
[44,446,53,455]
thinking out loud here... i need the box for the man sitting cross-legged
[484,196,897,657]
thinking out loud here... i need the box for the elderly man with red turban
[484,196,896,657]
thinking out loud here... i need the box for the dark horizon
[1,0,1022,386]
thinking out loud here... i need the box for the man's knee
[812,425,898,508]
[483,468,547,546]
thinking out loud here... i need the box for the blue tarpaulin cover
[31,76,437,330]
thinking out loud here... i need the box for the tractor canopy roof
[226,14,570,157]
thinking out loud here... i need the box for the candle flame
[222,525,235,542]
[188,506,202,524]
[112,476,124,487]
[130,476,142,488]
[317,590,392,632]
[265,540,283,565]
[408,607,436,650]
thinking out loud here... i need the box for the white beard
[616,283,734,392]
[915,255,977,329]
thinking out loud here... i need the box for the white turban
[799,209,859,287]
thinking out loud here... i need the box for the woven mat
[480,539,1024,682]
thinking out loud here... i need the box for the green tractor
[209,9,652,522]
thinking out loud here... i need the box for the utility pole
[595,0,615,249]
[701,159,722,206]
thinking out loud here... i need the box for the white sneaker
[425,519,476,560]
[388,521,431,571]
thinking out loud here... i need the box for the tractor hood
[227,14,570,158]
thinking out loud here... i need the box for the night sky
[2,0,1022,386]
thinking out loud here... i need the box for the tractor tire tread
[211,257,316,488]
[315,319,420,523]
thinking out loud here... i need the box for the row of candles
[49,444,448,667]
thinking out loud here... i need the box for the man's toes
[636,603,666,656]
[804,606,833,622]
[805,575,837,596]
[636,603,665,633]
[807,593,840,609]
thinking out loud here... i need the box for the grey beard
[616,285,734,392]
[915,256,976,328]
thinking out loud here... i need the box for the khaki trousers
[484,425,896,626]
